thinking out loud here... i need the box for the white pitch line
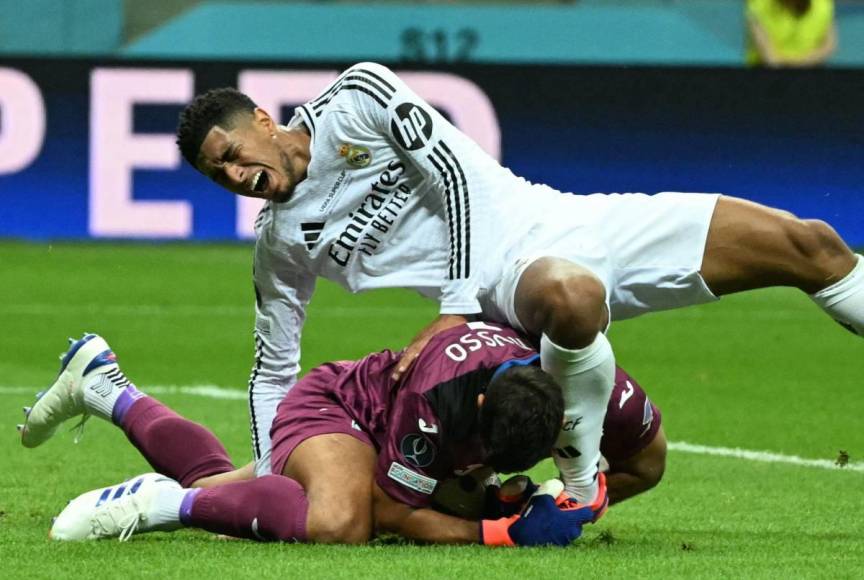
[667,441,864,473]
[1,384,247,401]
[2,385,861,473]
[0,304,428,318]
[0,303,820,321]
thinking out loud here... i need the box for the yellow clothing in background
[746,0,835,66]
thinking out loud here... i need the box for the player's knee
[309,504,372,544]
[784,218,852,288]
[535,272,608,349]
[785,218,841,259]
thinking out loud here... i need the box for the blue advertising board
[1,59,862,245]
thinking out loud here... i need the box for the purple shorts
[269,362,374,476]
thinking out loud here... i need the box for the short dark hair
[176,88,258,167]
[479,365,563,474]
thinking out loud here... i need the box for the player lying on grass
[177,62,864,528]
[21,322,664,545]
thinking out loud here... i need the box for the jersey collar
[491,354,541,381]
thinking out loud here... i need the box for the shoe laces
[70,413,91,444]
[91,497,145,542]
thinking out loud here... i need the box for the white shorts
[478,192,721,331]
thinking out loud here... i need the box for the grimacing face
[195,108,305,203]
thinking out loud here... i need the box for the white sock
[541,332,615,502]
[810,254,864,337]
[148,486,187,531]
[82,368,133,421]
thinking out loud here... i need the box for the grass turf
[1,240,862,578]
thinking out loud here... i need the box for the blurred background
[0,0,862,245]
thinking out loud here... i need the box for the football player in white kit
[175,62,864,523]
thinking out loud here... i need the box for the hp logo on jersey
[391,103,433,151]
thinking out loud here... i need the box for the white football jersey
[248,62,569,462]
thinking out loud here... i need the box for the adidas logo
[553,445,582,459]
[301,222,326,250]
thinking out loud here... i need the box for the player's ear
[253,107,276,134]
[476,393,485,409]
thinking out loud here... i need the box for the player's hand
[480,479,594,547]
[391,314,469,381]
[483,475,538,519]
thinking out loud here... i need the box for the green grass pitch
[1,241,862,578]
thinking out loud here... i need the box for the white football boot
[20,333,120,448]
[51,473,182,541]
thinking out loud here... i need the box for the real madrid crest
[339,143,371,169]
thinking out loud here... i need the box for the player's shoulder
[304,62,400,126]
[411,322,535,387]
[344,61,397,79]
[337,62,401,109]
[425,322,534,357]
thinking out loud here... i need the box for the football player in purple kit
[22,322,664,546]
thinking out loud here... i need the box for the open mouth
[251,170,270,194]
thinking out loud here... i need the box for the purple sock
[120,396,235,487]
[180,488,202,525]
[189,476,309,542]
[111,384,146,425]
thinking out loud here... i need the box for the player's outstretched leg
[51,432,377,543]
[21,333,235,487]
[51,473,310,542]
[20,333,122,447]
[119,395,236,487]
[174,433,377,544]
[700,197,864,336]
[514,258,614,514]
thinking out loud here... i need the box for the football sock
[144,485,187,532]
[81,368,139,422]
[810,254,864,337]
[111,383,146,424]
[186,476,309,542]
[541,332,615,503]
[121,396,235,487]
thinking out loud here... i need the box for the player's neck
[276,126,312,183]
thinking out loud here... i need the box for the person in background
[746,0,837,67]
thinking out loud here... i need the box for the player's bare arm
[391,313,470,381]
[373,483,479,544]
[605,426,667,505]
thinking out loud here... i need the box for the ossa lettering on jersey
[442,322,532,362]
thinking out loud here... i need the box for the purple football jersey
[273,322,662,508]
[601,367,662,461]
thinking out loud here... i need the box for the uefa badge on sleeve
[339,144,372,169]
